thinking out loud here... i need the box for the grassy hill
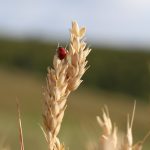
[0,68,150,150]
[0,38,150,99]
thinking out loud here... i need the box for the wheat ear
[42,21,91,150]
[98,102,149,150]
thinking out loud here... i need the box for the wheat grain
[42,21,91,150]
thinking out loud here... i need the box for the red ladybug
[57,47,67,60]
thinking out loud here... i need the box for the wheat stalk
[42,21,91,150]
[16,100,24,150]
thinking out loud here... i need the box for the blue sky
[0,0,150,47]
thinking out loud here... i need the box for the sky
[0,0,150,47]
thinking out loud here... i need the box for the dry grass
[97,102,150,150]
[16,100,24,150]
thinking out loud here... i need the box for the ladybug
[57,46,67,60]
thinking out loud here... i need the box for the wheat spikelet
[42,21,91,150]
[67,21,91,91]
[121,102,136,150]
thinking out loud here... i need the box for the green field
[0,38,150,100]
[0,68,150,150]
[0,38,150,149]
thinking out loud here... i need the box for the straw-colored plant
[42,21,91,150]
[97,102,150,150]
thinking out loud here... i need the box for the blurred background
[0,0,150,149]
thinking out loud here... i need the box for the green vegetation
[0,38,150,99]
[0,37,150,149]
[0,69,150,150]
